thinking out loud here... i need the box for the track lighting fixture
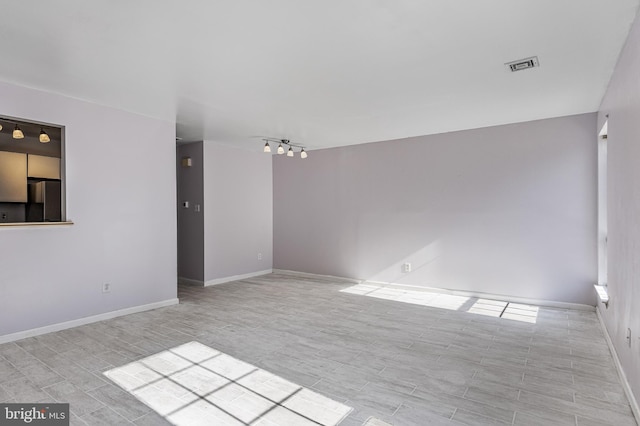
[0,123,3,131]
[39,129,51,143]
[261,138,308,159]
[13,124,24,139]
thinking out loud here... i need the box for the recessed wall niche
[0,116,65,223]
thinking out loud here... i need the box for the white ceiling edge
[0,1,637,152]
[181,107,601,154]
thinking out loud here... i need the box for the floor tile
[1,376,51,402]
[80,406,133,425]
[87,384,151,421]
[452,408,512,425]
[43,380,106,417]
[0,357,24,384]
[132,411,172,426]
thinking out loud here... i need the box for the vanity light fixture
[39,129,51,143]
[13,124,24,139]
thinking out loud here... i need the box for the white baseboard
[0,298,179,345]
[271,271,593,310]
[363,280,595,311]
[596,308,640,422]
[204,269,273,287]
[272,269,362,284]
[178,277,205,286]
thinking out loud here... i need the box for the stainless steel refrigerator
[26,181,61,222]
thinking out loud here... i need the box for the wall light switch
[181,157,192,167]
[182,201,189,208]
[195,204,201,212]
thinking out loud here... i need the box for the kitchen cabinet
[28,155,61,179]
[0,151,27,202]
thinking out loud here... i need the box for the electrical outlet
[102,283,111,293]
[257,253,262,260]
[402,263,412,273]
[0,212,7,221]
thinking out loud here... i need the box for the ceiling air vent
[506,56,539,72]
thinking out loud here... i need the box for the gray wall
[598,10,640,408]
[177,142,204,282]
[0,81,177,337]
[203,142,272,283]
[274,113,597,305]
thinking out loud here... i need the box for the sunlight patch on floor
[467,299,507,317]
[341,283,538,324]
[341,283,471,311]
[501,303,539,324]
[104,341,352,426]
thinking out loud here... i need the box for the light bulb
[287,147,294,157]
[300,148,307,159]
[39,129,51,143]
[13,125,24,139]
[0,123,3,131]
[277,144,284,154]
[263,142,271,153]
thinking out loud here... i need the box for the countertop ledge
[0,221,74,227]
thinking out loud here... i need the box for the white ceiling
[0,1,637,151]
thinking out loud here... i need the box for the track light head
[287,147,294,157]
[277,144,285,155]
[300,148,307,159]
[13,124,24,139]
[39,129,51,143]
[263,142,271,153]
[0,123,3,131]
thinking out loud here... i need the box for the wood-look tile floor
[0,273,636,426]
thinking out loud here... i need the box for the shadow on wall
[365,239,443,285]
[361,236,548,301]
